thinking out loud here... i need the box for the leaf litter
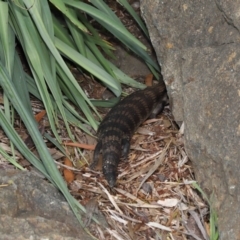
[0,85,210,239]
[66,92,210,240]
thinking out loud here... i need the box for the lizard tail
[102,141,122,187]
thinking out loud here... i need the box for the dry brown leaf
[63,157,75,183]
[34,110,46,122]
[157,198,179,207]
[63,141,95,150]
[144,73,154,86]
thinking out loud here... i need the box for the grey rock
[141,0,240,239]
[110,45,150,78]
[0,169,92,240]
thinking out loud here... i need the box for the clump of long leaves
[193,183,219,240]
[0,0,160,236]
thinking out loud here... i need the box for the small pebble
[141,182,153,194]
[131,1,140,10]
[157,173,166,182]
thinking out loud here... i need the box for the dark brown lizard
[90,81,167,187]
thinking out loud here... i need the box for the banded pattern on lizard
[90,82,167,187]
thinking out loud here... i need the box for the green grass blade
[65,8,87,57]
[53,14,76,48]
[0,110,49,179]
[12,53,33,116]
[0,1,21,161]
[0,2,15,76]
[91,97,120,108]
[0,60,87,228]
[66,10,116,77]
[25,73,94,134]
[85,38,116,78]
[192,182,219,240]
[56,63,99,130]
[65,0,146,50]
[55,37,122,96]
[9,2,60,141]
[23,0,100,130]
[117,0,149,38]
[0,145,25,171]
[90,0,123,25]
[49,0,89,33]
[77,13,115,58]
[64,0,160,73]
[53,11,144,89]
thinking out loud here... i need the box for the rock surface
[0,169,92,240]
[110,45,150,78]
[140,0,240,239]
